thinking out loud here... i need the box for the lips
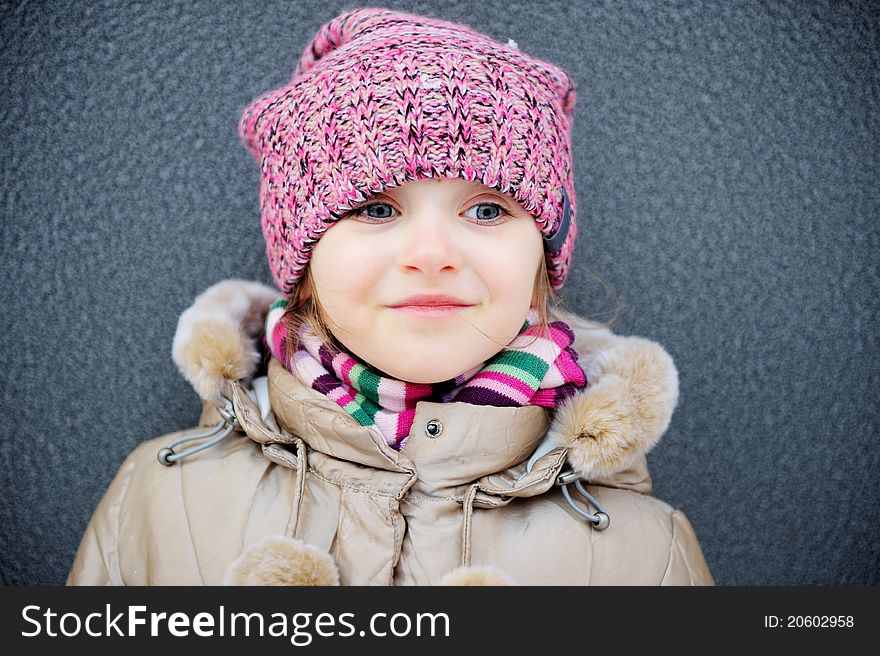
[388,294,473,308]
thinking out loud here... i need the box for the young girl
[67,7,712,586]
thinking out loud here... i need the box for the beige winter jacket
[67,280,713,586]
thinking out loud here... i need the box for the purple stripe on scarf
[313,373,342,396]
[318,343,337,372]
[454,386,519,407]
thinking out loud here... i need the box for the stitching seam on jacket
[242,460,273,556]
[659,510,678,585]
[108,456,138,585]
[405,494,463,502]
[176,452,206,585]
[263,446,408,499]
[306,468,401,498]
[389,495,400,586]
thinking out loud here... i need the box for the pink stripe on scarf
[553,356,586,386]
[548,323,574,347]
[471,370,536,398]
[327,386,352,406]
[468,375,532,404]
[530,389,560,407]
[339,354,357,384]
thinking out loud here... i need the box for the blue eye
[346,202,398,222]
[464,202,510,224]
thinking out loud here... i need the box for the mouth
[386,293,475,318]
[387,304,473,319]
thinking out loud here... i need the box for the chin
[393,371,451,385]
[388,363,469,385]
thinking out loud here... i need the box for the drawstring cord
[457,466,611,568]
[157,396,240,465]
[460,483,479,568]
[526,441,611,531]
[158,382,310,541]
[556,468,610,530]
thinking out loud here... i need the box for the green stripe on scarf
[353,390,381,423]
[353,364,382,405]
[487,350,549,382]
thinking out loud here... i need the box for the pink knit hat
[239,7,578,293]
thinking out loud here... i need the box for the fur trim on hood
[172,279,679,481]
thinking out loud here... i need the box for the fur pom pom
[548,336,679,480]
[224,536,340,586]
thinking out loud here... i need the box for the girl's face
[308,177,544,383]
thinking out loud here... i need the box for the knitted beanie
[239,7,578,294]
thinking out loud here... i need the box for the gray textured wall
[1,0,877,585]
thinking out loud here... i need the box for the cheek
[475,236,542,304]
[311,230,383,303]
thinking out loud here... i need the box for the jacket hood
[171,279,681,491]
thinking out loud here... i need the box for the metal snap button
[425,418,443,438]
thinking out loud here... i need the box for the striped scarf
[264,299,587,450]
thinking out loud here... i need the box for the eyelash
[343,201,512,225]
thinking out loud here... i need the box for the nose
[396,212,464,276]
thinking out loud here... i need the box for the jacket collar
[265,356,553,492]
[173,280,681,494]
